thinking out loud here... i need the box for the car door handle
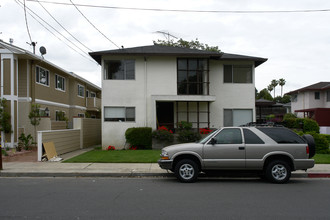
[238,147,245,150]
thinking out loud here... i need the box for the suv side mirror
[209,138,217,145]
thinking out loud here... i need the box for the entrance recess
[156,102,174,130]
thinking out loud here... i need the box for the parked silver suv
[158,127,315,183]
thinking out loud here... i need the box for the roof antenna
[26,41,37,54]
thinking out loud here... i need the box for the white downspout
[144,57,148,127]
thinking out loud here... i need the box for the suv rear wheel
[174,159,199,183]
[265,160,291,184]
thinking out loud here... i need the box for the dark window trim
[36,66,50,87]
[104,60,135,80]
[223,64,253,84]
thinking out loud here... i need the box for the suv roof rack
[240,122,284,127]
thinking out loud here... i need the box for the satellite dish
[39,46,47,56]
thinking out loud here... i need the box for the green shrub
[152,128,174,142]
[283,113,297,120]
[178,121,192,130]
[125,127,152,149]
[303,118,319,133]
[177,130,201,143]
[305,132,330,154]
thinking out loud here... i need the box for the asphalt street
[1,177,330,219]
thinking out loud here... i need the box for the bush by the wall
[303,118,320,133]
[177,130,201,143]
[296,131,330,154]
[125,127,152,149]
[284,117,319,133]
[152,126,174,142]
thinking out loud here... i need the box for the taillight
[306,146,310,155]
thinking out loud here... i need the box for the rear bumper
[158,159,173,170]
[294,159,315,170]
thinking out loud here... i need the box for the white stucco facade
[100,54,259,149]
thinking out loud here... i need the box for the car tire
[265,160,291,184]
[302,134,316,158]
[174,159,199,183]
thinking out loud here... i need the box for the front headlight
[160,150,169,160]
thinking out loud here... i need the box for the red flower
[199,128,212,134]
[107,145,115,150]
[129,146,138,150]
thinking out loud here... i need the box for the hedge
[296,131,330,154]
[125,127,152,149]
[283,117,319,133]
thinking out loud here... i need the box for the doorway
[156,102,174,130]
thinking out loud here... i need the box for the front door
[203,128,246,169]
[156,102,174,130]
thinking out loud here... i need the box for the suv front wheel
[174,159,199,183]
[265,160,291,184]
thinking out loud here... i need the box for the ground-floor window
[224,109,253,127]
[55,110,66,121]
[104,106,135,122]
[78,113,85,118]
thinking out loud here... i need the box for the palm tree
[267,85,274,98]
[271,79,279,98]
[279,78,286,97]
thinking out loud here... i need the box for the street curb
[1,172,330,178]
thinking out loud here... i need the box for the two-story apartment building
[90,45,267,149]
[0,40,101,148]
[287,82,330,134]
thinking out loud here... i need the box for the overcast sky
[1,0,329,96]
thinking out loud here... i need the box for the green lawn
[63,149,330,164]
[63,150,161,163]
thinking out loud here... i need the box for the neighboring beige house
[89,45,267,149]
[286,82,330,134]
[0,40,101,148]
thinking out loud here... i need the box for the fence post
[37,131,43,161]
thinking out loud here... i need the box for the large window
[36,66,49,86]
[105,60,135,80]
[315,92,320,100]
[224,109,253,127]
[177,58,209,95]
[104,107,135,122]
[55,74,65,91]
[224,65,252,83]
[292,94,298,102]
[78,84,84,97]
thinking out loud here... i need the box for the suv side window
[214,128,242,144]
[243,129,264,144]
[257,127,305,144]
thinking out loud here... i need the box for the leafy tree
[273,95,291,104]
[29,104,41,144]
[257,88,273,101]
[278,78,286,97]
[153,38,220,52]
[270,79,279,98]
[0,98,12,134]
[267,85,274,97]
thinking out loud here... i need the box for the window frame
[327,90,330,102]
[90,92,96,98]
[55,110,66,121]
[223,65,253,84]
[104,106,136,122]
[55,74,65,91]
[78,113,85,118]
[314,91,320,100]
[104,60,135,80]
[36,66,50,87]
[77,84,85,98]
[39,108,50,117]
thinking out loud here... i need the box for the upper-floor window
[36,66,49,86]
[90,92,96,97]
[327,90,330,102]
[78,84,84,97]
[105,60,135,80]
[292,94,298,102]
[177,58,209,95]
[224,65,252,83]
[315,91,320,100]
[86,90,89,97]
[55,75,65,91]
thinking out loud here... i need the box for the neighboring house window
[224,65,252,83]
[55,111,66,121]
[104,107,135,122]
[292,94,298,102]
[177,58,209,95]
[91,115,96,119]
[55,74,65,91]
[36,66,49,86]
[105,60,135,80]
[327,90,330,102]
[224,109,253,127]
[315,92,320,100]
[86,90,89,97]
[78,84,84,97]
[90,92,96,98]
[39,108,49,117]
[78,113,85,118]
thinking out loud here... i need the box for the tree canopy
[153,38,220,52]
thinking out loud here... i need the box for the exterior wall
[37,129,80,161]
[101,56,256,148]
[73,118,101,148]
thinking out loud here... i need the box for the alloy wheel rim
[271,164,287,181]
[179,164,194,180]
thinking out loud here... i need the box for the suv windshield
[257,127,305,144]
[199,130,217,144]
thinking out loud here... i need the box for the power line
[36,0,93,52]
[26,0,330,14]
[69,0,120,49]
[23,0,33,43]
[15,0,97,64]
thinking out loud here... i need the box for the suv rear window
[243,128,264,144]
[257,127,305,144]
